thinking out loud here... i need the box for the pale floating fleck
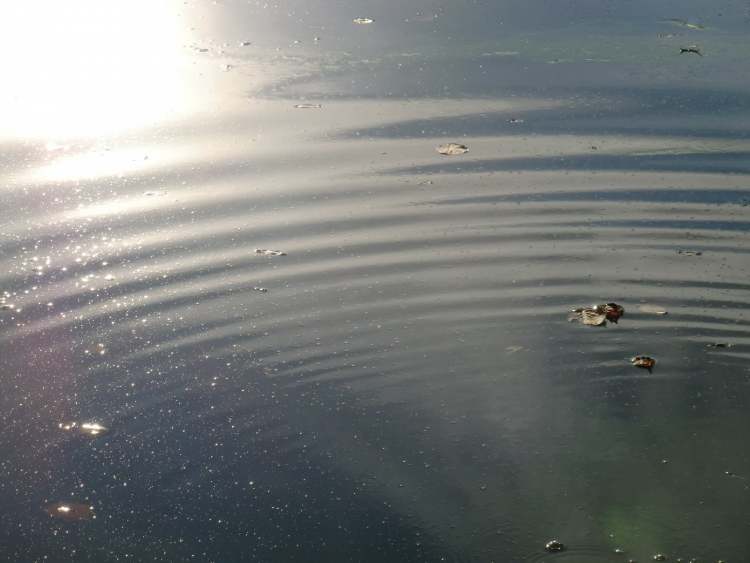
[143,190,165,197]
[662,18,705,30]
[294,103,322,109]
[569,303,624,326]
[59,421,109,436]
[353,17,374,24]
[508,118,525,124]
[631,355,656,371]
[638,304,668,315]
[480,50,520,57]
[677,249,702,256]
[222,63,233,71]
[240,40,252,46]
[545,539,565,553]
[253,287,268,293]
[652,554,667,562]
[505,345,525,354]
[436,142,469,156]
[707,342,732,349]
[44,502,95,521]
[255,249,287,256]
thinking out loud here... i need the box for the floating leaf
[545,540,565,553]
[568,303,624,326]
[436,143,469,156]
[255,249,287,256]
[353,17,374,24]
[44,502,95,521]
[631,356,656,371]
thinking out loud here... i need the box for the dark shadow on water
[389,151,750,176]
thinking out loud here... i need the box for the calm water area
[1,1,750,561]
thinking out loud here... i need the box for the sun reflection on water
[0,0,190,140]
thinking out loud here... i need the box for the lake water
[1,1,750,561]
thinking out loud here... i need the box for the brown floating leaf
[44,502,95,521]
[568,303,625,326]
[436,143,469,156]
[631,356,656,371]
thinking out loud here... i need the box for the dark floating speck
[677,249,702,256]
[545,539,565,553]
[679,46,703,56]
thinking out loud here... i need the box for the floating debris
[545,539,565,553]
[638,304,668,315]
[353,17,374,24]
[436,143,469,156]
[679,46,702,56]
[44,502,95,521]
[255,249,287,256]
[59,422,108,437]
[253,287,268,293]
[568,303,625,326]
[508,118,525,124]
[240,40,252,46]
[652,554,667,562]
[662,18,705,30]
[294,103,322,109]
[631,356,656,372]
[222,63,233,72]
[677,249,702,256]
[707,342,732,348]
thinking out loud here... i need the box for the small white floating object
[436,143,469,156]
[255,249,287,256]
[253,287,268,293]
[353,17,374,24]
[294,103,322,109]
[59,421,108,436]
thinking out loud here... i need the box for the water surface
[1,1,750,561]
